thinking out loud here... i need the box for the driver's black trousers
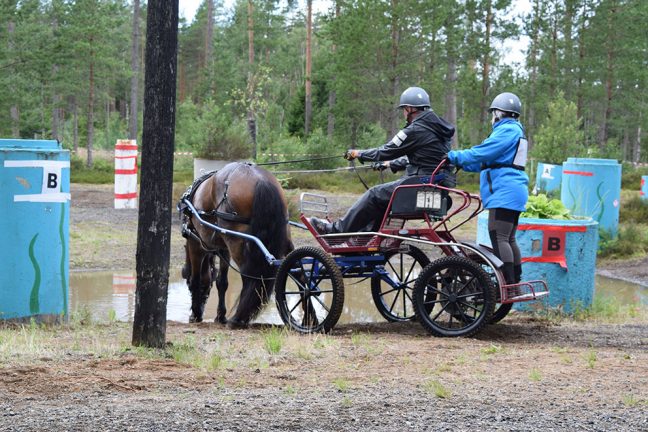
[332,178,404,233]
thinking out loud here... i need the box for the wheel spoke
[388,289,401,314]
[311,293,331,313]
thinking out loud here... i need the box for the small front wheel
[274,246,344,334]
[413,256,495,337]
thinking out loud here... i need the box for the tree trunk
[304,0,312,136]
[129,0,140,140]
[8,21,19,138]
[71,96,79,152]
[388,0,400,139]
[446,56,457,149]
[86,56,95,168]
[205,0,214,96]
[327,1,340,139]
[132,0,179,349]
[480,0,492,129]
[635,125,642,164]
[247,0,256,157]
[601,4,616,147]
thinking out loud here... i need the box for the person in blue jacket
[446,92,529,286]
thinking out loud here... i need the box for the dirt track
[0,183,646,431]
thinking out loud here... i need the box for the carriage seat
[389,176,449,220]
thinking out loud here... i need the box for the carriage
[180,160,548,337]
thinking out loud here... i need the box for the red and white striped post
[114,139,138,209]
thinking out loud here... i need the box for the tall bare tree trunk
[247,0,257,158]
[327,1,340,139]
[132,0,179,349]
[304,0,312,136]
[479,0,492,131]
[8,21,20,137]
[205,0,214,96]
[129,0,140,140]
[601,4,616,147]
[71,96,79,152]
[387,0,400,138]
[87,56,95,168]
[446,57,457,148]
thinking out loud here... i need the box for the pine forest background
[1,0,647,169]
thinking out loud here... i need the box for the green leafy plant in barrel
[522,194,572,220]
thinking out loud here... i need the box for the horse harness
[178,168,252,251]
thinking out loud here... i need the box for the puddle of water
[69,269,382,324]
[69,271,647,324]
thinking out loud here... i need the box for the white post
[114,139,138,209]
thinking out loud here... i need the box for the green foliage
[598,224,648,259]
[530,92,587,165]
[70,154,114,184]
[619,195,648,224]
[621,164,648,190]
[522,194,572,220]
[176,100,252,160]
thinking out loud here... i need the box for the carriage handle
[181,198,281,266]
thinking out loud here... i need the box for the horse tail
[245,178,289,276]
[231,173,290,326]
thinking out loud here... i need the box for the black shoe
[308,217,333,234]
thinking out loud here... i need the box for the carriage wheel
[274,246,344,334]
[413,256,495,337]
[371,246,430,322]
[465,250,512,324]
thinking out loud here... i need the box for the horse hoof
[227,319,248,330]
[215,315,228,325]
[189,314,203,323]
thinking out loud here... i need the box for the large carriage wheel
[274,246,344,334]
[371,246,430,322]
[464,247,512,324]
[413,256,496,337]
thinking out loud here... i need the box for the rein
[253,155,340,166]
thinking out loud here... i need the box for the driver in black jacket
[310,86,456,234]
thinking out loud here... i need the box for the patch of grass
[107,309,117,324]
[583,350,597,369]
[284,385,297,396]
[262,326,285,355]
[69,306,93,328]
[480,344,503,356]
[341,395,353,407]
[207,353,223,371]
[528,368,542,382]
[423,379,451,398]
[332,377,349,392]
[167,336,200,365]
[621,394,647,407]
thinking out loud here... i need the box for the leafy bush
[176,99,251,160]
[621,163,648,190]
[619,195,648,223]
[598,224,648,259]
[530,91,587,164]
[521,194,572,219]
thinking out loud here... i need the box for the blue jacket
[447,118,528,211]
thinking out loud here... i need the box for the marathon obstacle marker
[114,139,138,209]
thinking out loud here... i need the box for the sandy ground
[0,183,646,431]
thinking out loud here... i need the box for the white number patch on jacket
[390,130,408,146]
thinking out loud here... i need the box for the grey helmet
[398,87,431,108]
[489,92,522,116]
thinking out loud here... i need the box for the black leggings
[488,208,522,284]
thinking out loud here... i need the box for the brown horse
[179,162,293,327]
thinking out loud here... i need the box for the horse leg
[214,249,229,324]
[187,242,212,323]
